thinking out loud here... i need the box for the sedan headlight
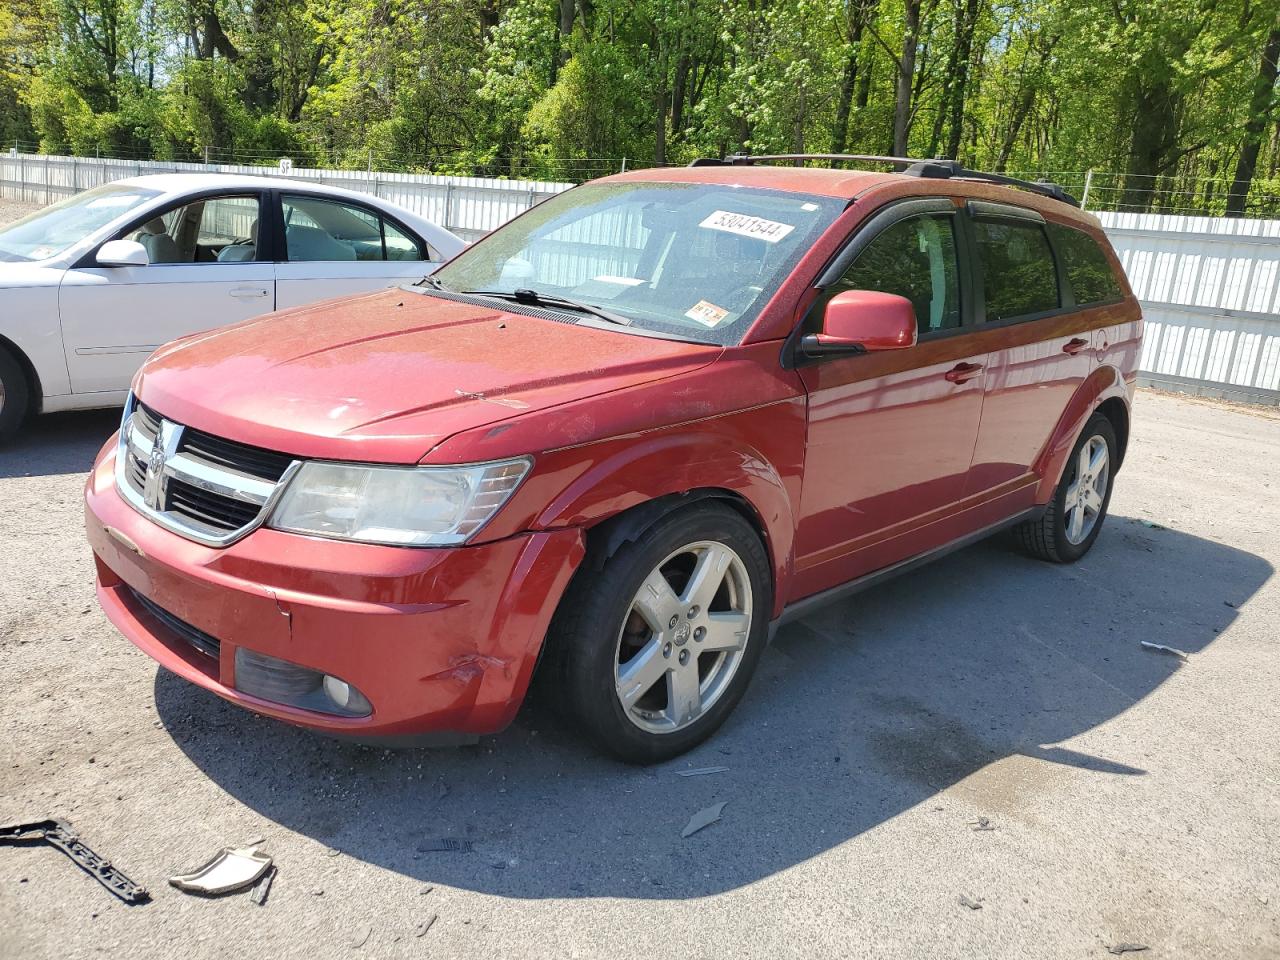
[268,457,532,546]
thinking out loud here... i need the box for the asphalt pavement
[1,390,1277,959]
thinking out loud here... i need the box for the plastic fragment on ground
[681,801,727,838]
[169,846,273,895]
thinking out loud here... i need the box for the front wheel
[547,503,771,763]
[0,349,31,443]
[1014,413,1118,563]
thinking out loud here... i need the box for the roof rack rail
[689,153,1079,207]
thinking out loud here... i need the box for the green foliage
[3,0,1279,212]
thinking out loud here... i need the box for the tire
[0,348,31,444]
[546,502,772,764]
[1014,413,1118,563]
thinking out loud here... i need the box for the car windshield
[432,181,843,344]
[0,183,160,263]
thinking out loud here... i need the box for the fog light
[233,648,372,717]
[323,675,372,716]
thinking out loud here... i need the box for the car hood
[135,288,722,463]
[0,260,64,287]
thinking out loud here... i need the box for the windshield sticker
[699,210,795,244]
[685,300,731,328]
[28,245,56,260]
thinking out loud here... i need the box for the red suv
[85,158,1142,762]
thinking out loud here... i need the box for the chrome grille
[115,395,300,547]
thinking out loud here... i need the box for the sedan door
[273,195,440,309]
[59,193,272,395]
[792,200,989,600]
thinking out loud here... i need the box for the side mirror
[801,290,918,358]
[96,239,150,268]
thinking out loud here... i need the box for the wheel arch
[1033,365,1130,502]
[530,429,799,619]
[0,333,43,416]
[1095,395,1130,470]
[585,488,772,574]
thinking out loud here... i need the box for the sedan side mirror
[801,290,918,358]
[96,239,150,268]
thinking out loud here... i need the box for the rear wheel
[0,348,31,443]
[1014,413,1117,563]
[547,503,771,763]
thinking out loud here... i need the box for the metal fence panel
[1097,211,1280,404]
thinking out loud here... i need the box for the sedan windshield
[432,181,842,344]
[0,183,160,262]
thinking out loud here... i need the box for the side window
[1047,222,1123,305]
[383,219,426,262]
[972,219,1059,321]
[282,196,424,263]
[834,215,962,334]
[124,195,260,264]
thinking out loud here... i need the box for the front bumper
[85,438,585,738]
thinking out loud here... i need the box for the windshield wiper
[464,288,633,327]
[415,274,449,291]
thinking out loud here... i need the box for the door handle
[944,362,984,384]
[1063,337,1089,355]
[230,287,270,299]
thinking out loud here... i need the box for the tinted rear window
[973,219,1059,321]
[1048,223,1124,305]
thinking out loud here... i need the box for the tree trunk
[1226,26,1280,217]
[1120,79,1181,210]
[671,54,690,135]
[832,52,860,152]
[893,0,922,156]
[944,0,980,159]
[831,0,875,152]
[550,0,576,85]
[995,84,1034,172]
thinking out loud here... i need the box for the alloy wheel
[1064,434,1109,545]
[614,540,753,735]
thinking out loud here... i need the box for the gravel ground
[0,199,39,224]
[1,390,1277,959]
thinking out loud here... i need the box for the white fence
[2,152,1278,405]
[0,151,573,242]
[1098,211,1280,405]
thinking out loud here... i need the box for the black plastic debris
[416,838,474,853]
[958,894,983,911]
[970,817,996,832]
[0,819,149,904]
[1107,944,1149,955]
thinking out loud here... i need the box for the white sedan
[0,173,464,439]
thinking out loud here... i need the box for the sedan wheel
[0,349,31,443]
[615,541,753,735]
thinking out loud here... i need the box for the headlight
[267,457,531,546]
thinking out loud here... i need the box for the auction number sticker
[699,210,795,243]
[685,300,731,327]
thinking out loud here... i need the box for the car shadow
[154,515,1269,901]
[0,409,119,479]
